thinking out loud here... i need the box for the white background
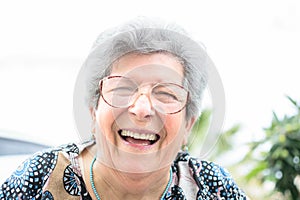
[0,0,300,179]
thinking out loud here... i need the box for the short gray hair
[82,17,212,120]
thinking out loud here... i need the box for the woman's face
[92,53,195,173]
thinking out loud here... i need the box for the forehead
[110,53,184,84]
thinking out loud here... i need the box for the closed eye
[111,87,136,95]
[152,91,179,102]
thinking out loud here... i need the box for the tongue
[126,137,151,146]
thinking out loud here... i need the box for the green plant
[188,109,241,160]
[188,109,211,154]
[245,96,300,199]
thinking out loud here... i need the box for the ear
[182,116,197,145]
[90,107,96,133]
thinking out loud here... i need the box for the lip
[117,128,161,150]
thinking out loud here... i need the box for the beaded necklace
[89,156,173,200]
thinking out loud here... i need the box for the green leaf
[245,162,267,181]
[286,95,299,109]
[188,109,211,152]
[272,111,279,123]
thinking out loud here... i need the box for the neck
[92,158,171,200]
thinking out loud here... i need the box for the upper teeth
[121,130,157,141]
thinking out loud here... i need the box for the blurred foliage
[243,96,300,199]
[188,109,211,154]
[188,97,300,199]
[188,109,241,160]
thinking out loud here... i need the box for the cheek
[98,110,113,131]
[164,114,186,138]
[95,101,120,134]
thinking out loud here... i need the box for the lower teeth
[126,137,152,145]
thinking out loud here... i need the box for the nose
[128,93,155,121]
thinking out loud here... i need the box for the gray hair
[82,17,212,120]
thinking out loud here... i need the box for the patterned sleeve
[217,164,247,199]
[0,149,59,200]
[188,158,247,199]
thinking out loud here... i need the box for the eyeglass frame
[97,75,190,114]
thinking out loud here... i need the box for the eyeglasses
[99,76,189,114]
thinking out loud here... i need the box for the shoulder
[0,142,87,199]
[172,152,247,199]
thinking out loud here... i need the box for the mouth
[118,129,160,146]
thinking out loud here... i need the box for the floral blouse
[0,142,247,199]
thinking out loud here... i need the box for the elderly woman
[0,18,247,199]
